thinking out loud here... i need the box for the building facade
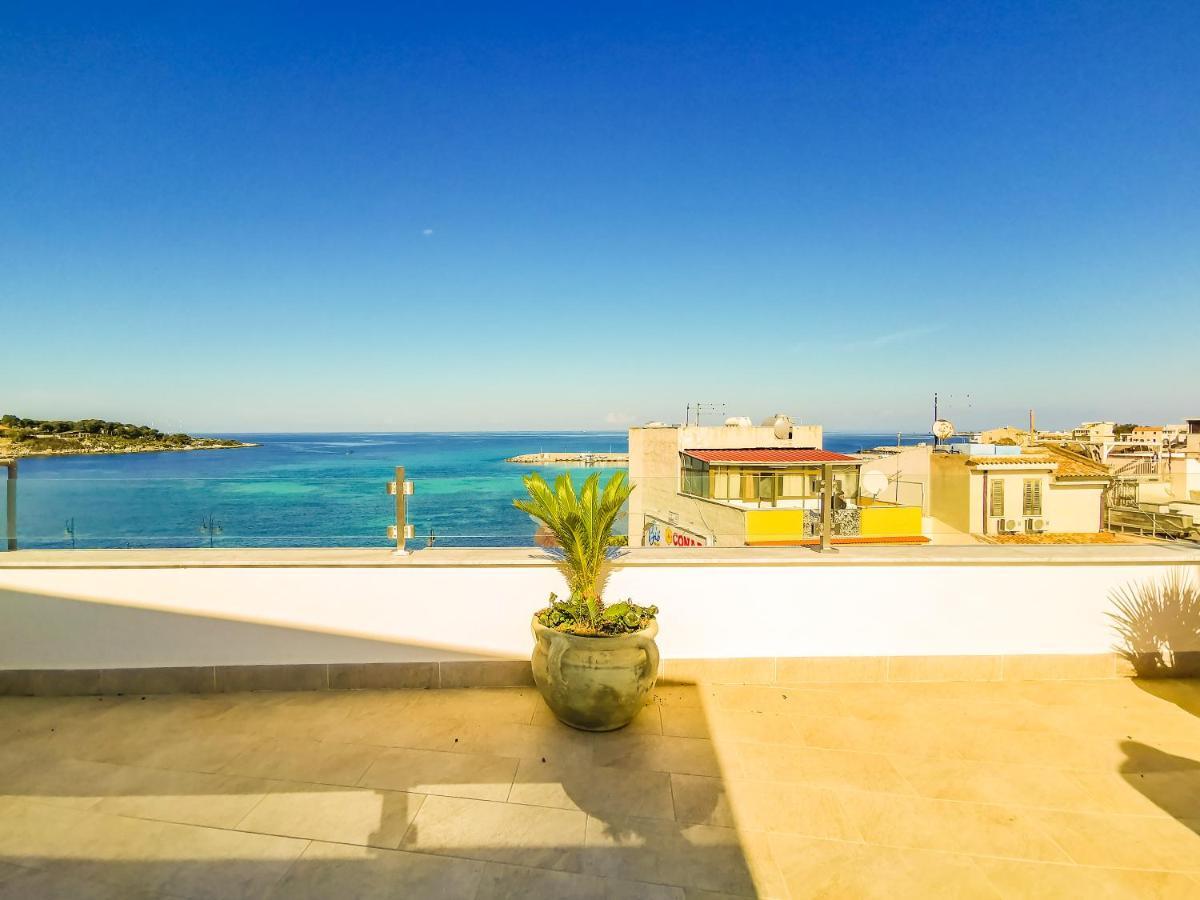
[627,418,924,547]
[930,447,1108,537]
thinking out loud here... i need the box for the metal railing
[2,459,14,551]
[1106,506,1197,540]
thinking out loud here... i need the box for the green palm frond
[514,470,636,630]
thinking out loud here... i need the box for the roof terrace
[2,675,1199,897]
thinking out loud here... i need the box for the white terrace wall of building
[1,548,1196,671]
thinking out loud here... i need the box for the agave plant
[514,470,656,635]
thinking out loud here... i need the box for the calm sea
[11,432,932,549]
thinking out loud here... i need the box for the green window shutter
[990,479,1004,517]
[1023,479,1043,516]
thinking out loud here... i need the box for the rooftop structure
[628,419,924,547]
[931,446,1109,538]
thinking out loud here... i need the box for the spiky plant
[514,470,656,635]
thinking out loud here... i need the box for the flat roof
[683,448,861,464]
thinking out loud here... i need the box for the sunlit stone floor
[1,676,1199,898]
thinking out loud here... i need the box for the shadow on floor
[1119,740,1200,837]
[0,684,762,898]
[1131,677,1200,719]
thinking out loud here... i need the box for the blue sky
[3,2,1197,432]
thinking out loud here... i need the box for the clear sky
[3,2,1197,433]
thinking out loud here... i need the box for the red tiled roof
[683,448,859,464]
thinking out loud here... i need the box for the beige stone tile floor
[0,677,1199,898]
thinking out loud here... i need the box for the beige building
[1072,421,1116,443]
[930,446,1109,537]
[628,418,925,547]
[1127,425,1166,446]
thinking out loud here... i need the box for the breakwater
[505,451,628,466]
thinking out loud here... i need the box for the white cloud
[421,228,434,236]
[836,325,940,351]
[604,411,634,425]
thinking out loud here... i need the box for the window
[1022,478,1043,516]
[681,456,708,497]
[990,479,1004,517]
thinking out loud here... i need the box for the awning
[682,448,861,465]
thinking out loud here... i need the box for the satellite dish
[861,471,889,498]
[932,419,955,441]
[762,413,793,440]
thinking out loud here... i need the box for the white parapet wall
[1,545,1198,675]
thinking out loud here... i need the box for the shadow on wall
[1107,567,1200,678]
[0,585,515,671]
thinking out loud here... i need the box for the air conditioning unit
[994,518,1018,534]
[1025,518,1047,533]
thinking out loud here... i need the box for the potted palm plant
[515,470,659,731]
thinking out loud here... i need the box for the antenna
[932,393,939,447]
[689,402,725,426]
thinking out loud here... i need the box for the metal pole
[394,465,407,555]
[819,462,836,552]
[4,460,15,552]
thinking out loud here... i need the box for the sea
[10,432,934,549]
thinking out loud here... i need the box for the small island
[0,414,255,458]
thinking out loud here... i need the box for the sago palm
[514,470,637,630]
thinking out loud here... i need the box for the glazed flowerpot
[531,617,659,731]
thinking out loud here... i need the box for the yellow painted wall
[745,509,807,543]
[930,454,972,533]
[859,505,923,537]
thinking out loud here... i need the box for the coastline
[0,441,258,460]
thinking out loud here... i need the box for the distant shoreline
[0,440,258,460]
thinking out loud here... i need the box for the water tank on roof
[724,416,753,427]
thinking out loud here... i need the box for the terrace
[2,675,1200,898]
[2,544,1200,896]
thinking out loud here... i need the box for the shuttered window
[1022,479,1043,516]
[989,479,1004,517]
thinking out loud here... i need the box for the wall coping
[1,543,1198,570]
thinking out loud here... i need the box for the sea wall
[2,545,1197,692]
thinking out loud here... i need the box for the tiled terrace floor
[1,677,1199,898]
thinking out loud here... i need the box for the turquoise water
[10,432,932,549]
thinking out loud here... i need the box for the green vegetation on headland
[0,415,254,458]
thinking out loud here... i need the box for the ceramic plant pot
[531,617,659,731]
